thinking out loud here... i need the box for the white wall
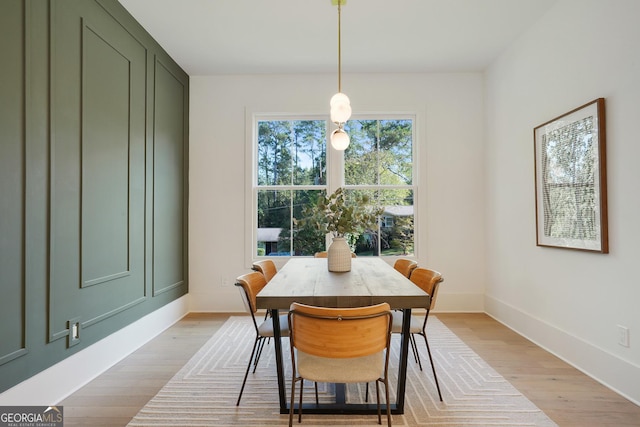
[188,73,487,313]
[485,0,640,404]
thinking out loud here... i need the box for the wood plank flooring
[59,312,640,426]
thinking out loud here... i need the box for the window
[344,119,414,256]
[255,119,326,256]
[252,115,415,258]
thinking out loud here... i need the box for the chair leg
[408,333,418,363]
[264,310,272,344]
[410,333,423,371]
[289,377,298,427]
[383,378,391,427]
[421,333,443,401]
[315,381,319,404]
[253,337,267,373]
[375,380,381,425]
[298,379,304,423]
[237,336,260,406]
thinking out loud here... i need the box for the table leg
[271,309,287,411]
[395,308,411,413]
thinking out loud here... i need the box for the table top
[256,257,430,310]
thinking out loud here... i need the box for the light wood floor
[59,312,640,426]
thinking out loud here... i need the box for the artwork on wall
[534,98,608,253]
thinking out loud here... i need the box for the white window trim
[244,107,421,267]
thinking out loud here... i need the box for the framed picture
[534,98,608,253]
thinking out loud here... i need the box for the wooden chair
[391,267,444,401]
[252,259,278,320]
[288,302,393,427]
[393,258,418,278]
[235,271,289,406]
[252,259,277,283]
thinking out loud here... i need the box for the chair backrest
[393,258,418,278]
[409,267,444,310]
[235,271,268,314]
[252,259,277,283]
[288,302,391,359]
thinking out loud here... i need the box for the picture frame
[534,98,608,253]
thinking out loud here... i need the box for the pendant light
[330,0,351,150]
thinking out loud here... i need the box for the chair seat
[391,311,423,334]
[297,351,383,383]
[258,314,290,337]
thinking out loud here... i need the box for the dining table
[255,257,430,415]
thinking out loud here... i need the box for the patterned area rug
[128,316,557,426]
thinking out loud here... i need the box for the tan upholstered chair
[391,267,444,401]
[252,259,279,320]
[393,258,418,278]
[288,302,393,427]
[235,272,289,406]
[252,259,277,283]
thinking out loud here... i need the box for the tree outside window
[344,119,414,256]
[254,117,414,257]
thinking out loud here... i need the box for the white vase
[327,236,351,272]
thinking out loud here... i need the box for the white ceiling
[118,0,558,76]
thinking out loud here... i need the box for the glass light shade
[330,102,352,124]
[330,92,350,107]
[330,128,350,150]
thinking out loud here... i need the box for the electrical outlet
[219,276,231,288]
[68,317,81,347]
[617,325,630,347]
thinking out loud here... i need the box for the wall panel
[0,0,188,394]
[152,59,187,295]
[81,24,132,287]
[49,0,147,341]
[0,0,27,365]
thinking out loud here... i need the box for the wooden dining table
[255,257,430,415]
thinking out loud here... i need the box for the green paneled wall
[0,0,27,368]
[0,0,189,393]
[152,59,187,296]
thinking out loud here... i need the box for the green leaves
[297,187,382,238]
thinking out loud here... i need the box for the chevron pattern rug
[127,316,557,426]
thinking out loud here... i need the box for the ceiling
[117,0,558,76]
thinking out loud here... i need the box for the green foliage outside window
[255,117,414,257]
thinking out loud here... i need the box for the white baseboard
[485,294,640,406]
[0,296,190,406]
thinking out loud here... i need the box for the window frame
[342,114,417,257]
[245,110,418,264]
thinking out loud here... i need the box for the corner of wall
[485,294,640,406]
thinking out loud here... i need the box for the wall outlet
[217,276,236,288]
[617,325,630,347]
[68,317,81,348]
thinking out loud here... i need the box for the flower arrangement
[297,187,381,238]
